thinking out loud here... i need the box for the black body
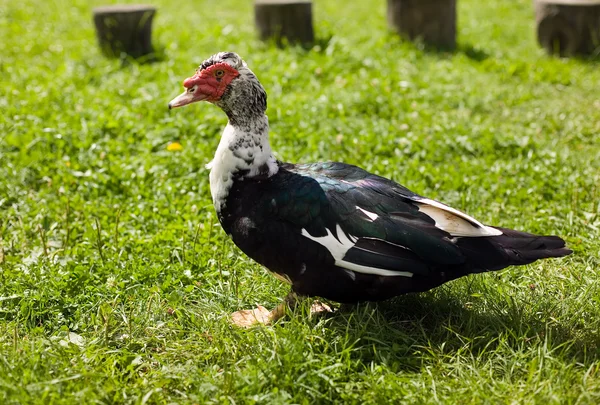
[218,162,571,303]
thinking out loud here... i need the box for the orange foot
[230,294,333,328]
[230,305,273,328]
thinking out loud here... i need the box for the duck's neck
[208,114,279,212]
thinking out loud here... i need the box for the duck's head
[169,52,267,122]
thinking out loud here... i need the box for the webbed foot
[230,292,333,328]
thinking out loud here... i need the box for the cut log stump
[93,5,157,58]
[387,0,457,49]
[254,0,314,46]
[534,0,600,56]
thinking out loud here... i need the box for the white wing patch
[416,198,502,237]
[356,206,379,221]
[301,224,413,278]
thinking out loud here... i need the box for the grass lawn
[1,0,600,403]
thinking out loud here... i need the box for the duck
[168,52,572,326]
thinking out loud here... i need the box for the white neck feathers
[207,117,278,212]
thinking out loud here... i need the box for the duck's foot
[230,305,273,328]
[230,292,334,328]
[230,291,297,328]
[309,301,333,317]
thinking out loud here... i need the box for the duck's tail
[456,227,572,273]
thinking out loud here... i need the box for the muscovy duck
[169,52,572,326]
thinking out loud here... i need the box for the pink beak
[168,90,209,109]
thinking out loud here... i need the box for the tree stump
[254,0,314,46]
[387,0,457,49]
[93,5,157,58]
[534,0,600,56]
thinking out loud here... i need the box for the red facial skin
[183,63,240,102]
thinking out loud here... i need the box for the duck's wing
[292,162,502,235]
[270,162,503,278]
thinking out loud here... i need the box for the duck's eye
[215,69,225,78]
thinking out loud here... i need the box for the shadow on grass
[420,41,491,62]
[376,31,491,62]
[456,43,491,62]
[543,51,600,64]
[425,38,600,65]
[119,44,168,66]
[317,289,599,370]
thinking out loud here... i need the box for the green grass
[1,0,600,403]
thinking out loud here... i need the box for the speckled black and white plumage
[190,52,572,303]
[199,52,268,129]
[203,53,277,211]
